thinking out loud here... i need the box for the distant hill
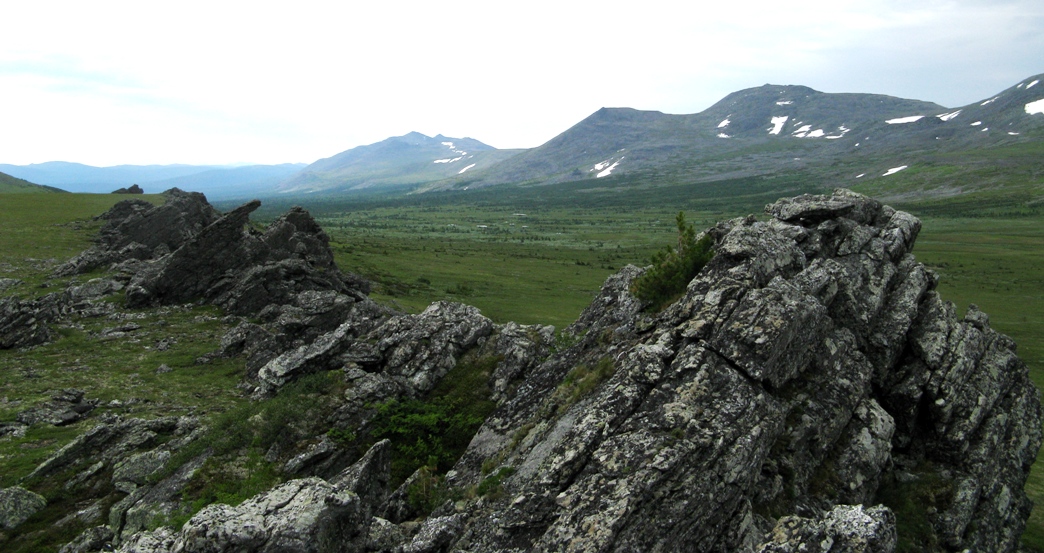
[0,170,65,193]
[145,164,305,200]
[277,132,522,195]
[0,162,304,197]
[441,73,1044,191]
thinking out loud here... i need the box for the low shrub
[630,212,714,311]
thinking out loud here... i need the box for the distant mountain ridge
[277,131,521,194]
[3,73,1041,201]
[446,72,1044,190]
[0,162,305,197]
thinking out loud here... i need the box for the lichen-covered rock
[0,486,47,530]
[756,504,897,553]
[432,189,1039,552]
[16,388,97,427]
[59,525,115,553]
[116,440,391,553]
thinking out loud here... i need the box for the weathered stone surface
[17,388,97,426]
[125,201,366,316]
[430,189,1038,552]
[0,295,58,349]
[756,504,897,553]
[0,486,47,530]
[53,189,220,277]
[116,440,391,553]
[26,416,187,482]
[59,525,115,553]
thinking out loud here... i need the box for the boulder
[0,486,47,530]
[116,440,392,553]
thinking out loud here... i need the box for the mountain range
[3,73,1043,200]
[0,162,305,198]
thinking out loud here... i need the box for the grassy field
[1,186,1042,547]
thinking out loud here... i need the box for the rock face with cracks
[6,189,1038,553]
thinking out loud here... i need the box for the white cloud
[0,0,1042,165]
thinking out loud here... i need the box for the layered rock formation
[1,189,1038,552]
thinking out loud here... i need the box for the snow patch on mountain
[434,156,465,164]
[886,115,924,124]
[596,158,623,178]
[971,121,983,126]
[776,100,793,106]
[768,116,788,135]
[981,96,1000,106]
[1026,98,1044,115]
[937,110,961,122]
[718,117,731,128]
[806,129,826,138]
[883,165,908,176]
[826,125,850,139]
[458,163,477,174]
[791,124,812,137]
[1028,79,1040,89]
[717,133,731,139]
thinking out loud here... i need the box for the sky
[1,0,1042,167]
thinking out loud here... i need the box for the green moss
[873,463,955,553]
[476,466,515,498]
[552,356,616,408]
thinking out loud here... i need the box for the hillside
[0,171,65,194]
[439,73,1044,199]
[144,163,305,200]
[277,132,522,195]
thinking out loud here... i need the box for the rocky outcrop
[111,184,144,194]
[429,189,1040,552]
[53,189,220,277]
[124,201,369,315]
[0,278,123,349]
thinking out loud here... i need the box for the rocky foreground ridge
[0,189,1040,552]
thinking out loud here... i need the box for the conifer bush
[630,212,714,311]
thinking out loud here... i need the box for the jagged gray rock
[53,189,221,277]
[757,504,897,553]
[16,388,97,426]
[116,440,392,553]
[433,189,1040,552]
[125,202,367,315]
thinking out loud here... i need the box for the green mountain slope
[441,73,1044,201]
[0,171,65,193]
[277,132,522,194]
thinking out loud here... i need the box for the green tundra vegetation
[1,167,1042,548]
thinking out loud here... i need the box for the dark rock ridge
[110,184,144,194]
[4,189,1038,552]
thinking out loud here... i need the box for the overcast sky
[1,0,1042,167]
